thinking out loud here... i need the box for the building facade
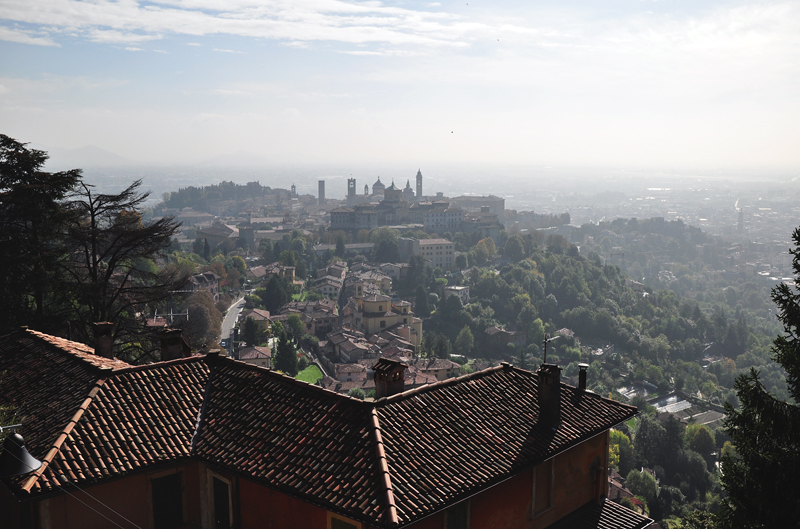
[1,329,651,529]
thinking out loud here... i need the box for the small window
[209,473,233,529]
[445,500,470,529]
[380,321,386,328]
[152,472,183,529]
[328,512,361,529]
[213,477,231,529]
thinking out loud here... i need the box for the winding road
[220,296,245,354]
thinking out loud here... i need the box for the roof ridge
[190,362,215,455]
[369,408,399,527]
[21,378,108,493]
[109,354,206,375]
[375,364,507,405]
[502,362,640,412]
[24,327,130,371]
[214,356,370,404]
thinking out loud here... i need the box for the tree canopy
[719,227,800,527]
[0,136,185,362]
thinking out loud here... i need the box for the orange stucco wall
[239,478,328,529]
[11,432,608,529]
[530,431,609,529]
[33,461,203,529]
[405,431,608,529]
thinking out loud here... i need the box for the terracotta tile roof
[2,331,638,528]
[239,346,271,360]
[192,361,392,525]
[27,330,130,370]
[374,364,637,524]
[320,376,377,395]
[22,358,210,494]
[407,357,460,371]
[0,330,122,473]
[544,499,653,529]
[242,308,271,321]
[335,363,368,374]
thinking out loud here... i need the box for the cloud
[213,88,251,96]
[186,42,201,45]
[124,46,143,51]
[0,0,478,48]
[0,25,59,46]
[213,48,242,53]
[338,49,419,56]
[87,29,162,44]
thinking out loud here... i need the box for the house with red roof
[1,328,653,529]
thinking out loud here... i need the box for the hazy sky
[1,0,798,170]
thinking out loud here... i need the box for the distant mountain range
[41,145,132,169]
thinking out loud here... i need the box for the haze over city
[1,0,799,172]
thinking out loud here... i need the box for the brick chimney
[92,322,114,359]
[537,363,561,428]
[159,328,188,361]
[578,363,589,391]
[374,358,407,399]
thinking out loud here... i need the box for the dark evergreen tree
[243,317,258,346]
[719,228,800,528]
[274,329,298,376]
[335,235,345,257]
[192,237,204,255]
[263,275,291,314]
[0,134,81,334]
[415,285,430,317]
[433,334,452,359]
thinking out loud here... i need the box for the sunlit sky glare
[1,0,799,171]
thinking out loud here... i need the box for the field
[296,365,323,384]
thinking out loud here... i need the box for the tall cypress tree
[719,227,800,528]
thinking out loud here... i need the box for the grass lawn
[296,365,323,384]
[292,291,307,302]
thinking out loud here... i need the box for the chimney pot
[159,328,187,361]
[92,322,115,359]
[374,358,407,399]
[537,363,562,428]
[578,363,589,391]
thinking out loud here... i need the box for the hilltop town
[2,143,798,527]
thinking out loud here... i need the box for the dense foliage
[0,135,186,362]
[717,227,800,528]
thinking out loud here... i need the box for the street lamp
[0,427,42,478]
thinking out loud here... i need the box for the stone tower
[416,169,423,200]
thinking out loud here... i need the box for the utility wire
[3,448,143,529]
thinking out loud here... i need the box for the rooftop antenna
[542,333,560,364]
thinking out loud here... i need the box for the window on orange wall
[211,475,232,529]
[328,512,361,529]
[532,458,554,517]
[151,472,183,529]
